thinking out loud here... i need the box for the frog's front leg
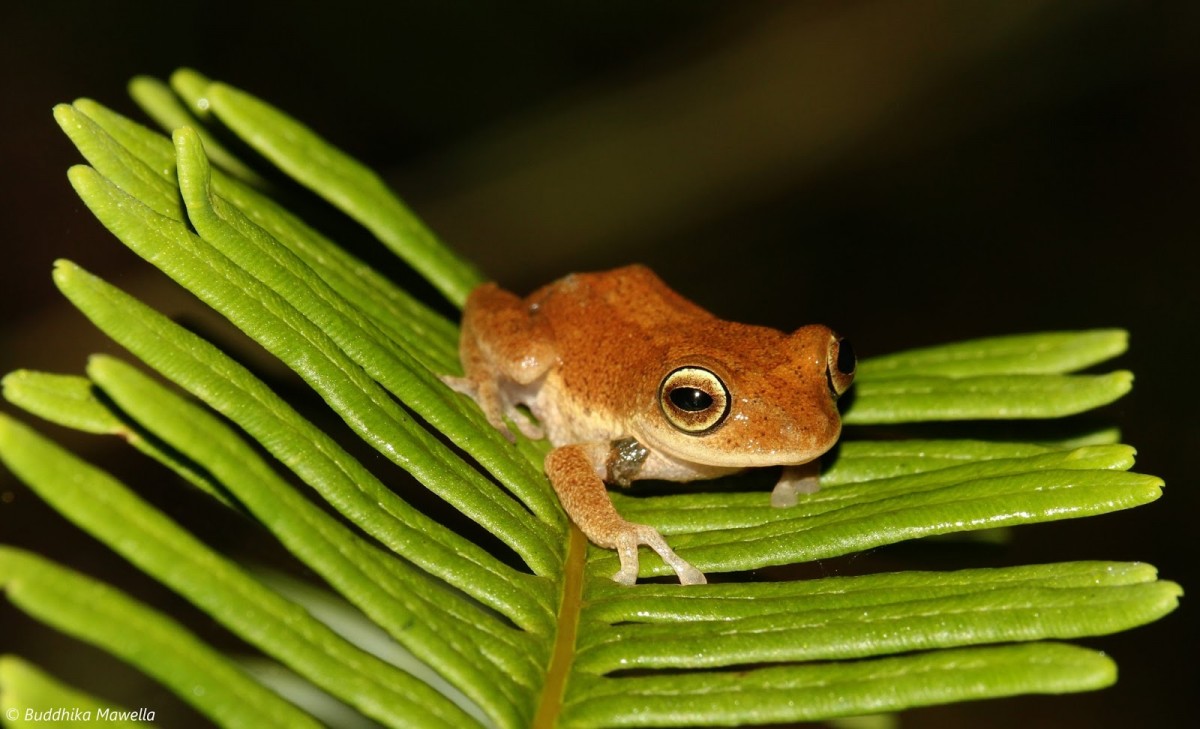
[544,443,706,586]
[770,459,822,507]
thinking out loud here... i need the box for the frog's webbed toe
[503,403,545,440]
[614,524,706,586]
[442,374,519,440]
[771,461,822,508]
[439,374,474,397]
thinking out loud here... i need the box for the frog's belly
[518,375,624,447]
[637,450,744,483]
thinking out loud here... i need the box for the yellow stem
[533,525,587,728]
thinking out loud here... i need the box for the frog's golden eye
[659,366,730,434]
[827,336,856,398]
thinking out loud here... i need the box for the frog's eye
[827,336,856,398]
[659,366,730,434]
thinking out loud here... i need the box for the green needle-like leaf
[86,354,541,725]
[53,103,182,220]
[845,331,1133,423]
[0,657,144,728]
[128,73,266,187]
[858,330,1129,378]
[599,444,1160,577]
[562,643,1116,727]
[172,127,559,524]
[823,438,1063,483]
[62,161,562,573]
[844,371,1133,424]
[49,259,554,629]
[67,95,462,367]
[585,560,1168,620]
[203,79,483,306]
[1,370,119,434]
[0,547,329,729]
[1,370,234,505]
[575,565,1179,672]
[0,416,477,729]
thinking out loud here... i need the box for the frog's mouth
[635,418,841,471]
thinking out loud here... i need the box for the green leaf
[575,562,1180,672]
[844,371,1133,423]
[822,437,1061,484]
[1,370,119,434]
[65,95,462,367]
[562,643,1116,727]
[1,657,144,728]
[53,102,182,220]
[0,416,476,729]
[50,260,553,630]
[0,544,326,729]
[1,70,1181,728]
[857,330,1129,378]
[62,159,562,573]
[171,126,557,521]
[128,72,266,187]
[600,445,1161,577]
[203,77,484,306]
[845,331,1133,423]
[85,354,542,724]
[1,370,234,505]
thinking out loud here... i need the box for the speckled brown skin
[443,265,853,585]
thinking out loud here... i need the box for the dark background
[1,1,1196,726]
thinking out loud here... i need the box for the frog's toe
[496,400,544,441]
[626,523,707,586]
[770,484,799,508]
[611,562,640,586]
[507,409,545,440]
[440,374,474,396]
[660,550,707,586]
[475,406,517,441]
[674,563,707,586]
[771,464,821,508]
[499,398,547,438]
[612,530,644,585]
[476,405,517,441]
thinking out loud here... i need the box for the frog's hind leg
[545,443,707,586]
[444,283,554,440]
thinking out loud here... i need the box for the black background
[1,2,1196,726]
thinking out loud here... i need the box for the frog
[442,265,855,586]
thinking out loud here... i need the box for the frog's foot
[441,374,513,439]
[441,375,543,441]
[504,405,545,440]
[545,444,705,586]
[613,523,706,586]
[439,374,474,397]
[771,461,822,508]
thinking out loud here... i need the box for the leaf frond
[0,71,1179,728]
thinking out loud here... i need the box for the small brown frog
[444,265,854,585]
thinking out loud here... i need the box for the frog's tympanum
[444,265,855,585]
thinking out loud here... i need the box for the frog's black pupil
[837,339,856,375]
[670,387,713,412]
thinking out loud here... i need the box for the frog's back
[531,265,715,330]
